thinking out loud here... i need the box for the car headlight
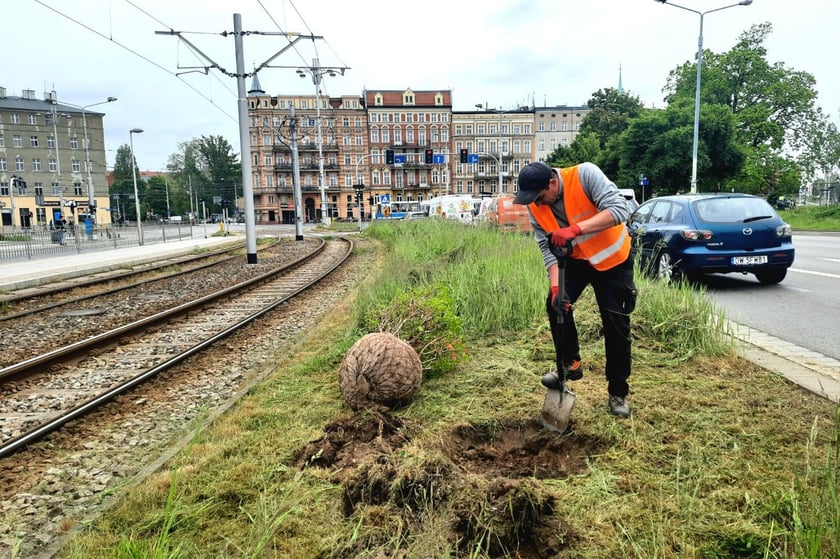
[775,223,792,237]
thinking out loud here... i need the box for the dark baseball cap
[514,162,553,205]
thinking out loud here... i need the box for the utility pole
[290,105,304,241]
[156,16,348,248]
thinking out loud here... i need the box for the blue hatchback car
[627,193,795,284]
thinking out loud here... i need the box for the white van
[618,188,639,213]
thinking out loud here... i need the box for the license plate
[732,255,768,265]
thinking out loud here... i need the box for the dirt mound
[291,413,610,557]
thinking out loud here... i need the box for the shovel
[541,241,576,432]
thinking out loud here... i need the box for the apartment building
[534,105,591,162]
[247,88,368,224]
[0,87,111,228]
[451,107,536,197]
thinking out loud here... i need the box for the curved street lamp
[129,128,144,245]
[655,0,752,193]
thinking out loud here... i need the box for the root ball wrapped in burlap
[339,332,422,411]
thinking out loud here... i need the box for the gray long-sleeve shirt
[528,162,630,270]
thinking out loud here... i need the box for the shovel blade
[542,387,576,433]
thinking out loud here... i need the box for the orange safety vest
[529,165,631,271]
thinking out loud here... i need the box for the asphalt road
[702,233,840,361]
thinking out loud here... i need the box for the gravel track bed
[0,238,320,370]
[0,236,373,559]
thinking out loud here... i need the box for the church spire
[247,67,265,97]
[618,63,624,94]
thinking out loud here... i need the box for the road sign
[433,154,445,164]
[381,193,391,205]
[394,154,406,164]
[468,154,480,164]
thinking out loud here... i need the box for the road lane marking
[788,268,840,280]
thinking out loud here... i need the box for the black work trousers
[546,252,637,398]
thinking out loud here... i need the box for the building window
[28,114,38,125]
[11,113,20,124]
[32,158,42,171]
[0,158,5,171]
[72,159,81,172]
[16,156,25,171]
[29,135,38,147]
[47,136,55,149]
[70,136,79,149]
[13,135,22,147]
[73,182,83,196]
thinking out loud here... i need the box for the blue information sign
[394,154,406,164]
[381,193,391,205]
[433,154,446,164]
[468,154,480,164]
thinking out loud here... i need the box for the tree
[110,144,143,221]
[661,23,820,193]
[615,101,743,195]
[166,135,241,217]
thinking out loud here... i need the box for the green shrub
[358,283,468,378]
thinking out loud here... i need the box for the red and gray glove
[550,285,570,314]
[548,224,581,247]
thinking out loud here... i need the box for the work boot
[541,360,583,389]
[541,371,562,389]
[565,359,583,381]
[608,395,631,418]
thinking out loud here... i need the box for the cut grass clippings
[59,220,838,559]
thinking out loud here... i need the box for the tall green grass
[359,219,732,356]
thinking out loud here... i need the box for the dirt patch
[290,410,411,473]
[291,413,609,557]
[446,418,606,479]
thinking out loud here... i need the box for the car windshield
[693,197,776,224]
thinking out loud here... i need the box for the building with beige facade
[534,105,591,162]
[451,107,536,197]
[0,87,112,228]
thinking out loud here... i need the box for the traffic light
[386,149,395,165]
[460,148,469,163]
[424,149,434,164]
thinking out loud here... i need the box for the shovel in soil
[541,239,576,433]
[542,383,576,432]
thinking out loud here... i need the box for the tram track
[0,237,352,459]
[0,238,320,369]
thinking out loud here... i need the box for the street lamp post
[78,97,117,219]
[50,102,65,221]
[297,58,344,226]
[655,0,753,193]
[476,104,506,195]
[129,128,144,245]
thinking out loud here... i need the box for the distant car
[627,193,794,284]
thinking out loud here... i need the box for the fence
[0,221,197,261]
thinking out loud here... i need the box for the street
[702,233,840,362]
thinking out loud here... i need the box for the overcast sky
[7,0,838,172]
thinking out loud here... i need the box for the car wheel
[754,269,787,284]
[654,251,682,284]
